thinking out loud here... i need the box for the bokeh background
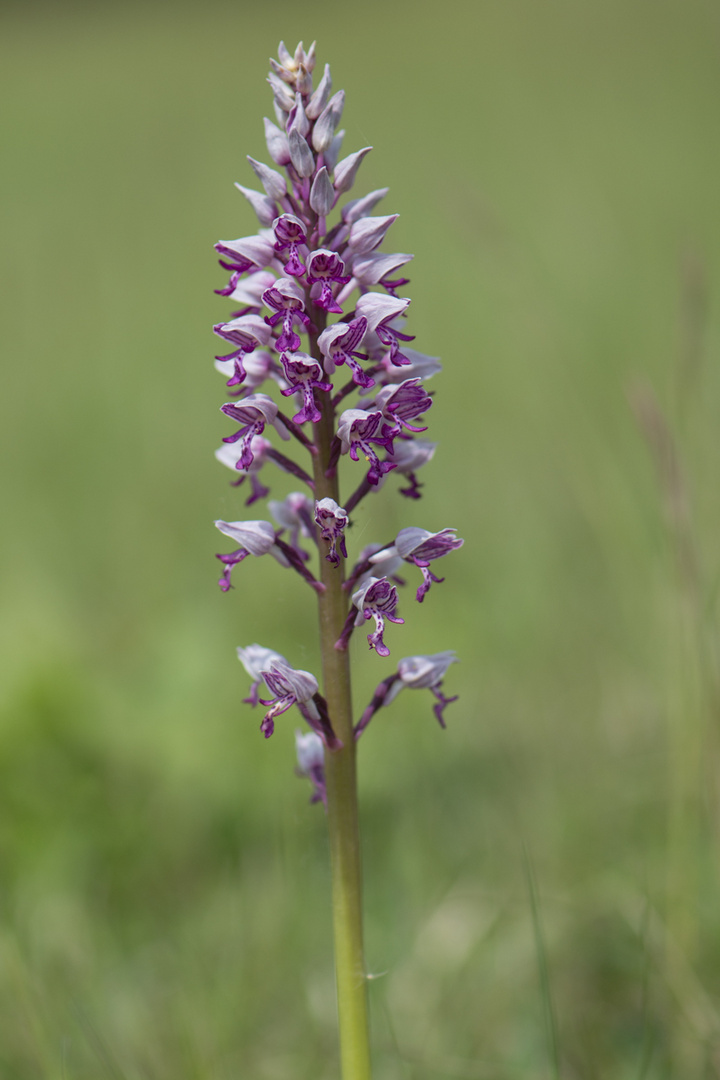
[2,1,720,1076]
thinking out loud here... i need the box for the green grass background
[2,0,720,1076]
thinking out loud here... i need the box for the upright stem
[310,314,373,1080]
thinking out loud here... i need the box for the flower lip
[215,434,272,472]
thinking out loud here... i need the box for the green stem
[310,314,373,1080]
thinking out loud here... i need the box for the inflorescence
[213,41,462,802]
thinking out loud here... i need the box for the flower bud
[312,90,345,153]
[334,146,372,193]
[263,117,291,166]
[247,156,287,201]
[306,63,332,119]
[310,167,335,216]
[289,128,315,178]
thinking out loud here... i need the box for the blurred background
[2,0,720,1076]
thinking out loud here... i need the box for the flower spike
[210,46,462,1072]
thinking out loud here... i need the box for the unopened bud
[289,129,315,178]
[312,90,345,153]
[309,167,335,216]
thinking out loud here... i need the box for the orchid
[314,497,348,566]
[372,526,465,601]
[295,729,327,804]
[209,41,461,1080]
[354,651,460,738]
[237,643,288,705]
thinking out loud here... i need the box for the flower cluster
[213,42,462,804]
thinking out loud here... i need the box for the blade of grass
[522,841,561,1080]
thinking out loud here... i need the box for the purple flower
[392,652,459,727]
[237,643,288,705]
[295,730,327,805]
[317,318,373,389]
[214,242,276,282]
[258,660,340,747]
[335,576,404,657]
[215,512,323,595]
[314,497,348,566]
[262,278,312,352]
[335,409,397,485]
[258,661,319,737]
[215,434,272,504]
[214,519,290,591]
[215,348,278,395]
[273,214,308,276]
[210,42,463,829]
[374,526,464,602]
[355,293,414,366]
[279,351,333,424]
[306,249,350,313]
[214,235,277,295]
[384,437,437,498]
[354,651,459,737]
[374,378,433,434]
[220,393,290,470]
[213,314,273,387]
